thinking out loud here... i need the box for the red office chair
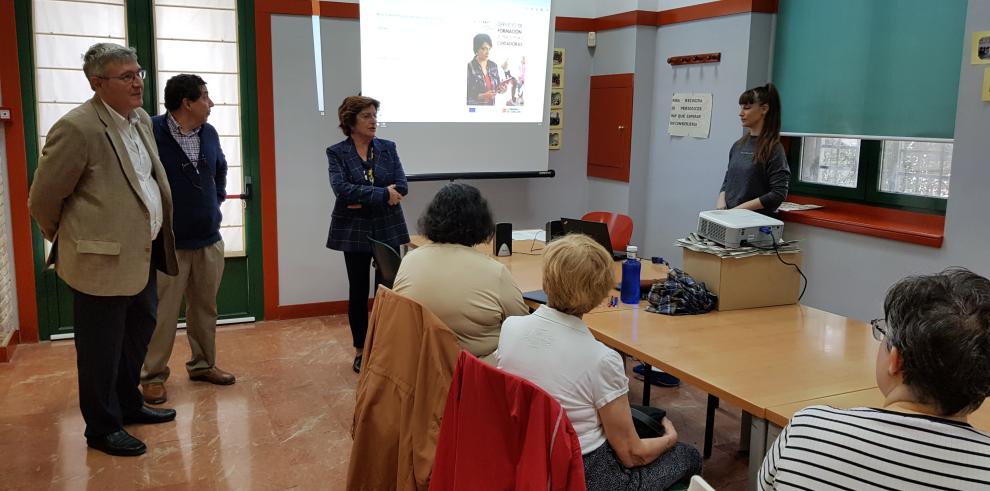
[582,211,634,251]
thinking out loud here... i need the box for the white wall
[640,13,767,264]
[272,16,361,305]
[271,15,595,306]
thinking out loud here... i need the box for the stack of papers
[675,233,801,259]
[512,229,546,242]
[777,201,824,212]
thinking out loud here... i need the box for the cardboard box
[682,249,802,311]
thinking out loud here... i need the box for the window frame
[784,136,948,215]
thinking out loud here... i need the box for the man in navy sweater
[141,74,234,404]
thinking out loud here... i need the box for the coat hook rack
[668,52,721,66]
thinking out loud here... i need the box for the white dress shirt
[101,99,163,240]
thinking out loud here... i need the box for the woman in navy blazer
[326,96,410,373]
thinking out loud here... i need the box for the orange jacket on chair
[347,287,462,491]
[430,352,586,491]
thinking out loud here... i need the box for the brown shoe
[142,383,167,405]
[189,367,236,386]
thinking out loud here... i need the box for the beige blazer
[28,96,178,296]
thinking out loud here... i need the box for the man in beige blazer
[28,43,179,457]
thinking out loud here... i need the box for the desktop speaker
[494,223,512,256]
[545,220,563,242]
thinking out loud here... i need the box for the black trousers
[71,266,158,438]
[343,251,383,350]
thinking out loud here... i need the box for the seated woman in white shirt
[759,268,990,490]
[496,234,702,490]
[393,183,529,364]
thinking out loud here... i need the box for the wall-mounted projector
[697,209,784,248]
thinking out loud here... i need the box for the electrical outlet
[0,107,11,121]
[587,31,597,48]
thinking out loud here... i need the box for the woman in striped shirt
[760,268,990,490]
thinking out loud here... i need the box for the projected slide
[361,0,552,123]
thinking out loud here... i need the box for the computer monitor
[559,218,626,260]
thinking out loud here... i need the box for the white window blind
[0,121,18,336]
[154,0,245,256]
[34,0,128,258]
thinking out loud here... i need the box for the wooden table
[765,388,990,431]
[583,303,877,489]
[407,236,669,293]
[409,235,878,490]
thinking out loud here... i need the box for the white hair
[82,43,137,78]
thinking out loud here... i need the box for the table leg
[704,394,718,459]
[642,363,652,406]
[740,411,752,451]
[746,415,768,491]
[766,423,782,452]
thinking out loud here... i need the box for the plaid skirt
[582,440,702,490]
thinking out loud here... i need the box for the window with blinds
[33,0,128,257]
[34,0,128,152]
[153,0,245,256]
[774,0,964,212]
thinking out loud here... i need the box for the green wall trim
[238,0,265,320]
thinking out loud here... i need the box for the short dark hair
[418,183,494,247]
[883,267,990,415]
[473,33,493,54]
[337,96,380,137]
[164,74,206,111]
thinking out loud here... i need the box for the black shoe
[353,354,362,374]
[123,405,177,425]
[87,429,147,456]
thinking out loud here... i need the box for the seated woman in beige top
[393,183,529,363]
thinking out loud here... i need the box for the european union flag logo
[469,107,476,113]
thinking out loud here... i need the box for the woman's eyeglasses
[870,318,887,342]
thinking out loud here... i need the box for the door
[23,0,261,339]
[587,73,634,182]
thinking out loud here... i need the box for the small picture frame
[551,67,565,89]
[552,48,565,68]
[972,31,990,65]
[549,109,563,129]
[549,130,562,150]
[550,89,563,109]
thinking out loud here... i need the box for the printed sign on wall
[668,93,713,138]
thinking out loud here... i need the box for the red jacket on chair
[430,352,586,491]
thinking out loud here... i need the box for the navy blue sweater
[152,115,227,250]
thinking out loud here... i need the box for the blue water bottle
[620,245,641,304]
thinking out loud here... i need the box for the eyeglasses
[870,318,887,342]
[357,111,377,121]
[99,68,146,84]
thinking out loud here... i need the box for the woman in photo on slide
[716,83,790,213]
[466,33,508,105]
[326,96,409,373]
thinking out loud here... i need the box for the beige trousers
[141,239,225,384]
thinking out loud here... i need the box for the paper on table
[777,201,824,212]
[675,233,801,259]
[512,229,546,242]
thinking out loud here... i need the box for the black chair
[368,236,402,289]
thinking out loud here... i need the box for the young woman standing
[717,83,790,212]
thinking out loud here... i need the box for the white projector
[696,209,784,248]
